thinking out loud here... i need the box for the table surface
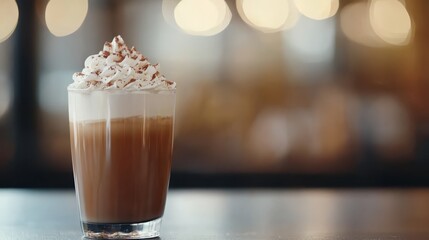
[0,189,428,240]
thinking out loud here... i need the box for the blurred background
[1,0,429,188]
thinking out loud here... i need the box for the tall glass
[68,89,175,239]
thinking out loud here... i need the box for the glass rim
[67,87,176,95]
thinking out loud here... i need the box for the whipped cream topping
[69,36,176,91]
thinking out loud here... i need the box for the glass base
[82,218,162,239]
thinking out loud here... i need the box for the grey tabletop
[0,189,428,240]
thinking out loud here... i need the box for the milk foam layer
[69,91,176,122]
[69,35,176,91]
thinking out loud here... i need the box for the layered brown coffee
[70,116,173,223]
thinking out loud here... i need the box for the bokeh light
[174,0,231,36]
[281,1,301,31]
[45,0,88,37]
[0,0,19,43]
[200,7,231,36]
[294,0,339,20]
[369,0,412,46]
[340,2,388,48]
[237,0,290,33]
[193,0,231,36]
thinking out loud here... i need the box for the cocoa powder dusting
[124,78,136,88]
[102,51,110,58]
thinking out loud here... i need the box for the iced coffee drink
[68,36,176,239]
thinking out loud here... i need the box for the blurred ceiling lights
[173,0,231,36]
[340,0,412,47]
[0,0,19,43]
[280,2,301,31]
[369,0,412,46]
[294,0,339,20]
[0,0,415,48]
[237,0,291,33]
[45,0,88,37]
[340,2,388,48]
[168,0,413,48]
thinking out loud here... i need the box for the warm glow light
[294,0,339,20]
[281,2,301,31]
[238,0,290,32]
[370,0,412,46]
[0,0,19,43]
[340,2,387,48]
[203,2,232,36]
[45,0,88,37]
[174,0,231,36]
